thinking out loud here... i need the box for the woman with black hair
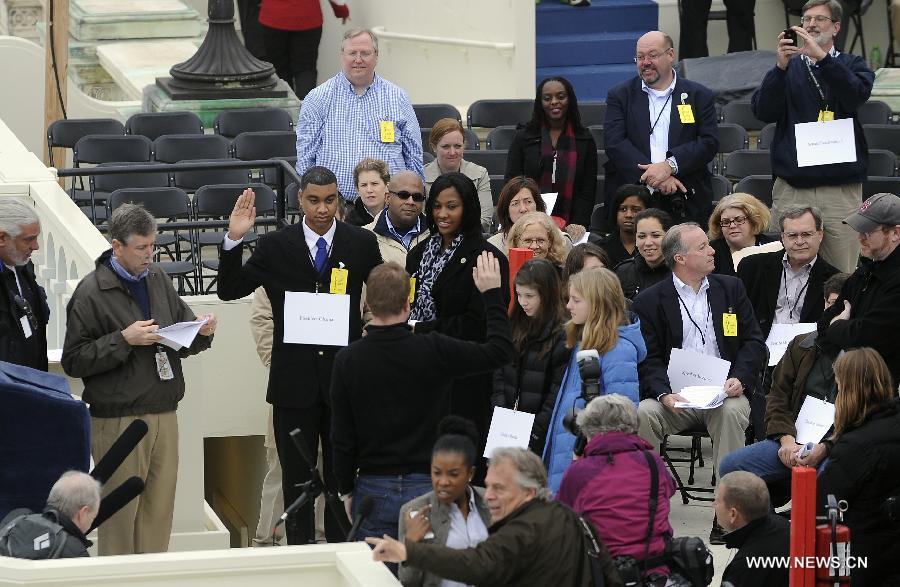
[491,259,570,454]
[504,77,597,228]
[397,416,491,587]
[407,172,509,460]
[590,183,652,267]
[615,208,674,300]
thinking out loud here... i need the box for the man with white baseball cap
[817,192,900,384]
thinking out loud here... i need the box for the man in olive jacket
[62,204,216,555]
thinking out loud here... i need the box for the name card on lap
[794,396,835,444]
[766,322,817,366]
[794,118,857,168]
[484,407,535,457]
[283,291,350,346]
[666,348,731,395]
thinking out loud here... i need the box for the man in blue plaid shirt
[295,27,424,203]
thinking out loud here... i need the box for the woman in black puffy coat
[491,258,571,454]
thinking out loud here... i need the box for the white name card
[794,396,835,444]
[794,118,857,168]
[766,323,817,366]
[283,291,350,346]
[666,348,731,395]
[484,407,535,457]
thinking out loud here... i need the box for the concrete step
[537,31,643,67]
[536,63,636,102]
[536,0,658,36]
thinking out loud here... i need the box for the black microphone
[89,476,145,532]
[90,419,148,484]
[346,495,375,541]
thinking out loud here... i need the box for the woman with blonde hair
[818,347,900,586]
[708,192,774,276]
[541,267,647,492]
[507,212,568,268]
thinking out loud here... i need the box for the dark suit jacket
[504,125,598,227]
[0,261,49,371]
[217,221,382,408]
[604,76,718,225]
[736,251,840,338]
[631,273,767,400]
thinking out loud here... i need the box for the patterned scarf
[539,122,578,224]
[409,233,464,322]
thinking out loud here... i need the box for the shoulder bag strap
[640,449,659,575]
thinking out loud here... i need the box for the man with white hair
[366,447,603,587]
[0,198,48,371]
[294,27,424,203]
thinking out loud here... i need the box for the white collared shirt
[672,273,720,359]
[774,254,816,324]
[441,487,489,587]
[641,70,677,165]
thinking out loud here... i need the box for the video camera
[562,350,602,456]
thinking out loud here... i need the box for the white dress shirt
[774,254,816,324]
[672,273,720,359]
[441,487,489,587]
[641,70,677,167]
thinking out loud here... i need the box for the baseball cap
[843,193,900,233]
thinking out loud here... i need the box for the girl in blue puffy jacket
[542,267,647,493]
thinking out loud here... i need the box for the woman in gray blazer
[397,417,492,587]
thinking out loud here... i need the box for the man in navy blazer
[218,166,383,545]
[604,31,719,229]
[631,223,766,541]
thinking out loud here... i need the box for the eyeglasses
[389,190,426,203]
[783,231,818,241]
[343,50,376,60]
[800,15,835,25]
[522,238,549,247]
[719,216,748,227]
[633,51,668,64]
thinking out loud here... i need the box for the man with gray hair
[632,222,766,544]
[366,447,602,586]
[715,471,790,586]
[295,27,424,203]
[62,203,216,556]
[0,198,48,371]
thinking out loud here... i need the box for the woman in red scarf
[505,77,597,229]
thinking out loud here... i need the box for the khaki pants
[771,178,861,273]
[91,412,178,555]
[637,395,750,476]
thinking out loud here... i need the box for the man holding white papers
[631,223,766,543]
[217,166,382,545]
[751,0,874,273]
[62,204,216,555]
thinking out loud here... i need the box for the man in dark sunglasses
[364,170,430,266]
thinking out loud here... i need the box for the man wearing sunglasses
[752,0,874,274]
[0,198,48,371]
[364,170,430,266]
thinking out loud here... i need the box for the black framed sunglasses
[389,190,426,202]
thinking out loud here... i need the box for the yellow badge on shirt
[409,277,416,303]
[380,120,396,143]
[723,313,738,337]
[818,110,835,122]
[330,268,348,295]
[677,104,695,124]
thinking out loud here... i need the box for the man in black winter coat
[716,471,790,586]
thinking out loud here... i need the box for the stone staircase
[536,0,659,102]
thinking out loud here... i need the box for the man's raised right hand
[472,251,502,292]
[121,320,161,346]
[227,188,257,241]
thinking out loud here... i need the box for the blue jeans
[352,474,432,542]
[719,439,828,482]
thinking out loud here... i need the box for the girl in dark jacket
[491,259,570,454]
[504,76,597,228]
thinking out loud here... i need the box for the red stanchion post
[508,247,534,313]
[790,466,817,587]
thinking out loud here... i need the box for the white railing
[370,25,515,52]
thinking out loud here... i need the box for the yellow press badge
[329,268,348,295]
[818,110,835,122]
[677,104,695,124]
[723,313,738,337]
[379,120,395,143]
[409,277,416,303]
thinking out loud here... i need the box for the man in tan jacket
[364,170,430,266]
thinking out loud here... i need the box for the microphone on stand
[90,419,148,484]
[88,476,145,532]
[346,496,375,542]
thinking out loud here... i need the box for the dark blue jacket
[751,53,873,188]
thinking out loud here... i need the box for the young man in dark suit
[218,166,383,545]
[604,31,719,228]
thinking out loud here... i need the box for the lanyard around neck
[803,58,827,108]
[780,266,811,319]
[649,92,672,137]
[676,290,711,346]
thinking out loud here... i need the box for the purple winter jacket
[557,431,675,562]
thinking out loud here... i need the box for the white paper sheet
[541,192,558,216]
[484,407,535,457]
[732,240,784,270]
[766,322,817,366]
[794,396,835,444]
[794,118,857,168]
[155,318,209,351]
[283,291,350,346]
[673,386,727,410]
[666,348,731,395]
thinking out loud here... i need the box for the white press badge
[155,347,175,381]
[19,315,32,339]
